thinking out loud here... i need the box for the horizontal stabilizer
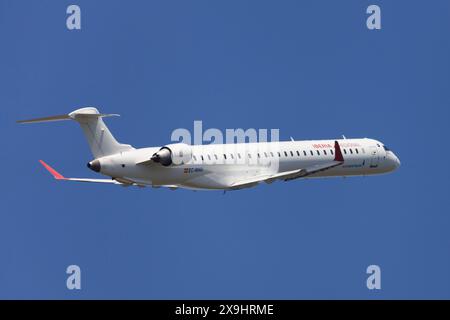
[17,114,71,124]
[39,160,129,185]
[18,107,132,158]
[17,111,119,124]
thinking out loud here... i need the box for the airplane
[17,107,400,191]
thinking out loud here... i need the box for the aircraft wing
[229,169,301,190]
[229,161,342,189]
[229,140,345,189]
[39,160,132,186]
[281,160,343,181]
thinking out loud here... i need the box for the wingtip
[39,160,66,180]
[334,141,344,162]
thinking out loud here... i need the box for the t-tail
[17,107,134,158]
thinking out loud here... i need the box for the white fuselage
[95,138,400,190]
[18,108,401,191]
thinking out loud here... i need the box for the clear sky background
[0,0,449,299]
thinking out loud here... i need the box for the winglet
[334,141,344,162]
[39,160,66,180]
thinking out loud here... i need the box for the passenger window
[264,152,268,158]
[278,152,281,157]
[296,151,300,156]
[214,154,218,160]
[324,150,327,155]
[343,149,347,154]
[310,150,314,156]
[303,151,307,156]
[355,148,359,154]
[349,149,353,154]
[207,155,211,160]
[330,149,334,155]
[270,152,274,157]
[201,155,204,161]
[237,153,241,159]
[223,154,227,159]
[316,150,320,155]
[290,151,294,156]
[193,155,197,161]
[248,153,252,159]
[230,154,234,159]
[258,153,261,158]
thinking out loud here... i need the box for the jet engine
[151,143,192,166]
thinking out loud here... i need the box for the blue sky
[0,0,449,299]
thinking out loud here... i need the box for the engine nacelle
[151,143,192,166]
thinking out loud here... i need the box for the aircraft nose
[390,153,401,170]
[395,154,401,168]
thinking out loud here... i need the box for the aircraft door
[369,146,379,168]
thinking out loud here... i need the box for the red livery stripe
[39,160,66,180]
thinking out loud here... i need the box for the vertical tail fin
[18,107,134,158]
[68,107,133,158]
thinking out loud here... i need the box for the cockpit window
[383,145,390,151]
